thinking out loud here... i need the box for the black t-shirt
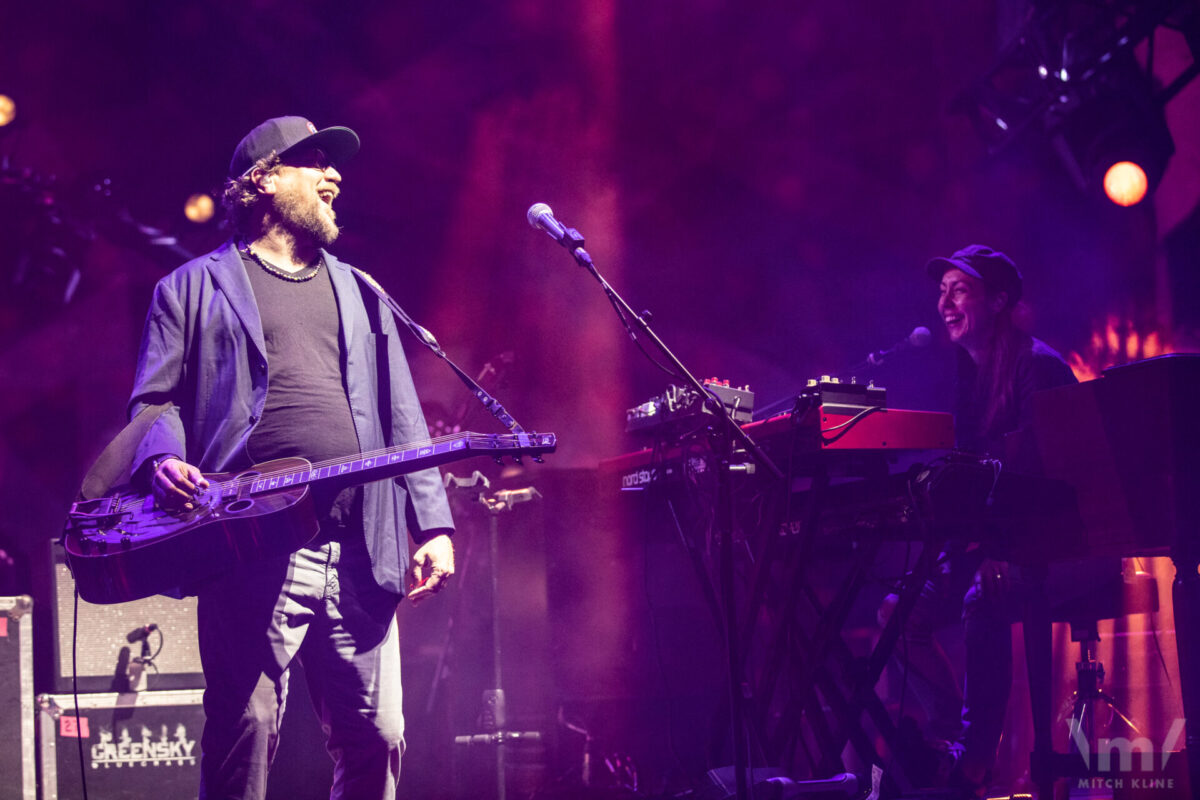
[954,333,1077,456]
[242,251,363,525]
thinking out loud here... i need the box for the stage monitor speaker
[37,689,203,800]
[0,596,36,800]
[50,556,203,693]
[702,766,861,799]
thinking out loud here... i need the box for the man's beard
[274,185,340,248]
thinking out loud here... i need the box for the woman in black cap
[883,245,1098,798]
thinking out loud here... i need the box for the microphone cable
[72,586,90,800]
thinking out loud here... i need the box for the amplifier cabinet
[0,596,35,800]
[51,559,203,692]
[36,689,204,800]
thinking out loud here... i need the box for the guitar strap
[76,402,172,501]
[353,269,394,447]
[350,266,532,437]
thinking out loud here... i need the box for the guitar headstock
[484,432,556,465]
[524,432,556,462]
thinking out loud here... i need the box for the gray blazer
[128,240,454,595]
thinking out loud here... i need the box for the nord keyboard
[601,404,954,490]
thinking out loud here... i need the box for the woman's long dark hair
[971,297,1024,438]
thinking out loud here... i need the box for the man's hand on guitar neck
[407,533,455,605]
[152,457,210,512]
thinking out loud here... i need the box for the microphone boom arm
[557,229,781,480]
[533,207,781,800]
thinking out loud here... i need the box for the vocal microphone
[126,623,158,643]
[866,326,931,366]
[526,203,584,251]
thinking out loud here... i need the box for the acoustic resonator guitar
[64,431,556,604]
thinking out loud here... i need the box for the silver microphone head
[527,203,554,231]
[910,326,932,347]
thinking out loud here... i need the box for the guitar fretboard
[234,433,553,496]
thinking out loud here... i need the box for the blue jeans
[197,537,404,800]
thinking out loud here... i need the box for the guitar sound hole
[225,499,254,513]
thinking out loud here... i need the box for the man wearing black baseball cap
[227,115,361,178]
[125,116,456,800]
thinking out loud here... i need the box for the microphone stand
[547,224,783,800]
[451,487,544,800]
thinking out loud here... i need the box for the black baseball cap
[926,244,1023,308]
[229,116,360,177]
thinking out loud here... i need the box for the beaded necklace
[239,241,323,283]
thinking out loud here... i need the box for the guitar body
[64,432,557,604]
[65,458,320,604]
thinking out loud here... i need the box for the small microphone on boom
[866,326,931,366]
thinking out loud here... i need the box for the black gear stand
[451,486,544,800]
[529,205,783,800]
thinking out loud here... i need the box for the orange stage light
[1102,161,1149,207]
[184,193,214,223]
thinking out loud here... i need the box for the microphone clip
[558,225,585,252]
